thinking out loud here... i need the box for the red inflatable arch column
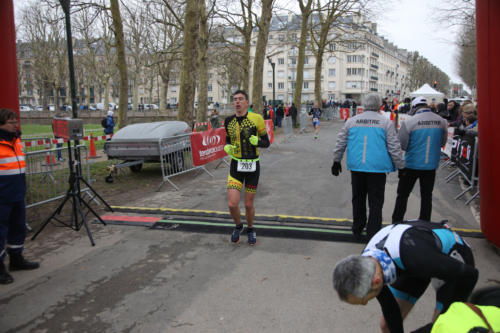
[476,0,500,247]
[0,0,20,122]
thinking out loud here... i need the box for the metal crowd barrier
[25,145,91,208]
[299,111,308,133]
[158,134,213,191]
[281,116,294,143]
[322,107,335,120]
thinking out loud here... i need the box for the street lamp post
[267,57,275,107]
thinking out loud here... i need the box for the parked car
[20,105,32,112]
[47,105,55,111]
[35,106,44,111]
[96,102,118,111]
[144,104,159,110]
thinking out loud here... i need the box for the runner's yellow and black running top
[224,112,270,160]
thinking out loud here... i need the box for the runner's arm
[377,286,404,333]
[257,133,270,148]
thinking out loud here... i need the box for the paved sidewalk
[1,119,498,333]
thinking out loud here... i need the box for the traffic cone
[88,134,99,159]
[207,122,211,130]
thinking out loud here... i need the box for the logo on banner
[202,135,221,146]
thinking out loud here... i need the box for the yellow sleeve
[250,113,267,136]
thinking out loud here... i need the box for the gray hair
[333,255,376,300]
[362,93,382,111]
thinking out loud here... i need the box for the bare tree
[215,0,257,93]
[456,22,476,90]
[122,1,148,112]
[251,0,275,115]
[19,3,66,109]
[310,0,362,104]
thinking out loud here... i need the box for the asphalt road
[1,118,498,333]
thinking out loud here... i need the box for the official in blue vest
[392,96,448,223]
[332,93,405,239]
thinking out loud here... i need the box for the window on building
[329,43,335,51]
[277,70,285,78]
[304,56,309,64]
[171,87,177,92]
[208,84,212,92]
[345,81,363,89]
[328,69,335,77]
[268,70,273,77]
[269,34,273,39]
[278,94,284,100]
[279,34,285,41]
[328,81,336,89]
[291,82,296,89]
[278,82,284,89]
[278,58,284,65]
[304,82,309,89]
[209,73,213,79]
[291,57,297,65]
[208,97,213,102]
[328,56,336,64]
[268,83,273,88]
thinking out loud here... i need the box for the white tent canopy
[409,83,445,101]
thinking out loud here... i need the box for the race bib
[313,118,319,122]
[237,160,256,172]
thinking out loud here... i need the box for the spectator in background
[436,102,449,119]
[210,109,220,129]
[0,109,40,284]
[380,98,391,112]
[276,103,284,128]
[284,103,290,117]
[449,101,474,128]
[290,103,298,128]
[455,104,478,136]
[446,100,460,123]
[398,98,411,114]
[104,110,115,135]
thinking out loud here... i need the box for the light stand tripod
[31,140,113,246]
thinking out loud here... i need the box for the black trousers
[392,169,436,223]
[351,171,386,239]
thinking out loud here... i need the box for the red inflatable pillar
[0,0,20,123]
[476,0,500,247]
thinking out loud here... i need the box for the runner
[309,101,322,139]
[333,220,478,333]
[224,90,270,245]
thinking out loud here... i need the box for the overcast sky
[375,0,464,88]
[14,0,466,88]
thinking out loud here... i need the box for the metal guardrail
[282,116,294,142]
[299,111,308,133]
[158,133,213,191]
[25,145,91,208]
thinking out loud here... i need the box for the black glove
[331,161,342,176]
[455,128,466,136]
[398,168,407,178]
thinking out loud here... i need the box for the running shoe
[247,229,257,246]
[314,135,318,140]
[231,224,244,243]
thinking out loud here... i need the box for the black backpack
[101,117,107,128]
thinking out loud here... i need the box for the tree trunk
[133,78,139,111]
[314,47,324,104]
[110,0,129,128]
[178,0,201,124]
[196,0,208,122]
[104,79,110,111]
[251,0,274,115]
[294,0,313,109]
[160,80,168,111]
[241,36,251,93]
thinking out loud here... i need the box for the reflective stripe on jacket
[0,136,26,202]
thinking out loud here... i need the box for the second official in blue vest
[392,96,448,223]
